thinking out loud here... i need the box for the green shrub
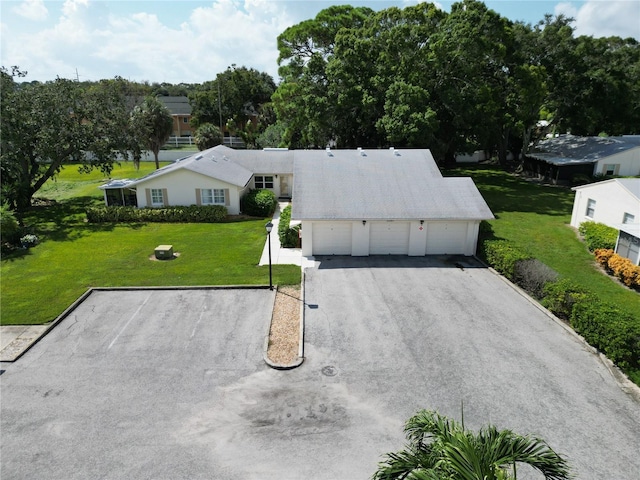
[578,221,618,251]
[277,205,300,248]
[86,205,227,223]
[0,203,21,244]
[571,299,640,371]
[541,279,592,321]
[479,239,532,280]
[241,189,277,217]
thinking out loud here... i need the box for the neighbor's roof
[529,135,640,166]
[572,178,640,201]
[292,148,494,221]
[211,145,294,174]
[125,148,253,188]
[156,96,192,115]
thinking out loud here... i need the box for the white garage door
[312,222,352,255]
[370,221,410,255]
[426,222,468,254]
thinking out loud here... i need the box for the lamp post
[265,221,273,290]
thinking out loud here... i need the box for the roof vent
[195,154,203,161]
[263,147,289,151]
[326,147,333,157]
[357,147,366,156]
[390,147,400,156]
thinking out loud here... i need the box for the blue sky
[1,0,638,83]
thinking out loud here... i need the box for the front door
[280,175,290,198]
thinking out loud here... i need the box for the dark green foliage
[578,221,618,251]
[479,239,532,280]
[373,409,571,480]
[86,205,227,223]
[241,189,276,217]
[541,279,592,321]
[571,300,640,371]
[194,123,223,150]
[0,203,21,244]
[277,205,300,248]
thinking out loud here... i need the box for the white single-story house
[526,135,640,183]
[570,178,640,264]
[100,146,494,257]
[292,148,494,256]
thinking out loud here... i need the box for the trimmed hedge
[277,205,300,248]
[571,299,640,371]
[86,205,227,223]
[479,239,532,280]
[578,221,618,251]
[241,189,277,217]
[594,248,640,289]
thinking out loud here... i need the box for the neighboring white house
[527,135,640,183]
[100,146,494,257]
[570,178,640,264]
[292,148,494,257]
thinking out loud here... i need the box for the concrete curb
[478,257,640,403]
[1,284,277,363]
[263,273,305,370]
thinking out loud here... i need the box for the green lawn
[448,166,640,319]
[1,164,300,325]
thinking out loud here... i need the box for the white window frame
[201,188,225,205]
[255,175,274,189]
[151,189,164,206]
[585,198,596,218]
[623,212,635,224]
[603,164,619,176]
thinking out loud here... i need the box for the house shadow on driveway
[315,254,485,270]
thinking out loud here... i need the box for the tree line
[272,1,640,163]
[2,0,639,210]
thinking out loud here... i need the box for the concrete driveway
[1,259,639,479]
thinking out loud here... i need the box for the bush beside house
[277,205,300,248]
[578,221,618,251]
[241,189,277,217]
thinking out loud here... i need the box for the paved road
[1,258,639,479]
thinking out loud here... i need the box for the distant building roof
[156,96,192,116]
[529,135,640,166]
[292,148,494,221]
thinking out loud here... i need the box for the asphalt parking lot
[1,257,639,479]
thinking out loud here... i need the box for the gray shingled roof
[128,148,253,188]
[291,149,493,221]
[529,135,640,165]
[156,96,192,115]
[211,145,294,174]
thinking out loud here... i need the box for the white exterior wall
[135,169,243,214]
[570,181,640,229]
[301,220,479,256]
[594,148,640,177]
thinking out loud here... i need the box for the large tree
[373,410,571,480]
[0,68,137,210]
[273,5,374,148]
[189,66,276,148]
[130,96,173,169]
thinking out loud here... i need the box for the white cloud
[555,1,640,39]
[12,0,48,21]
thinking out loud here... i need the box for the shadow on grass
[20,196,145,243]
[444,165,575,216]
